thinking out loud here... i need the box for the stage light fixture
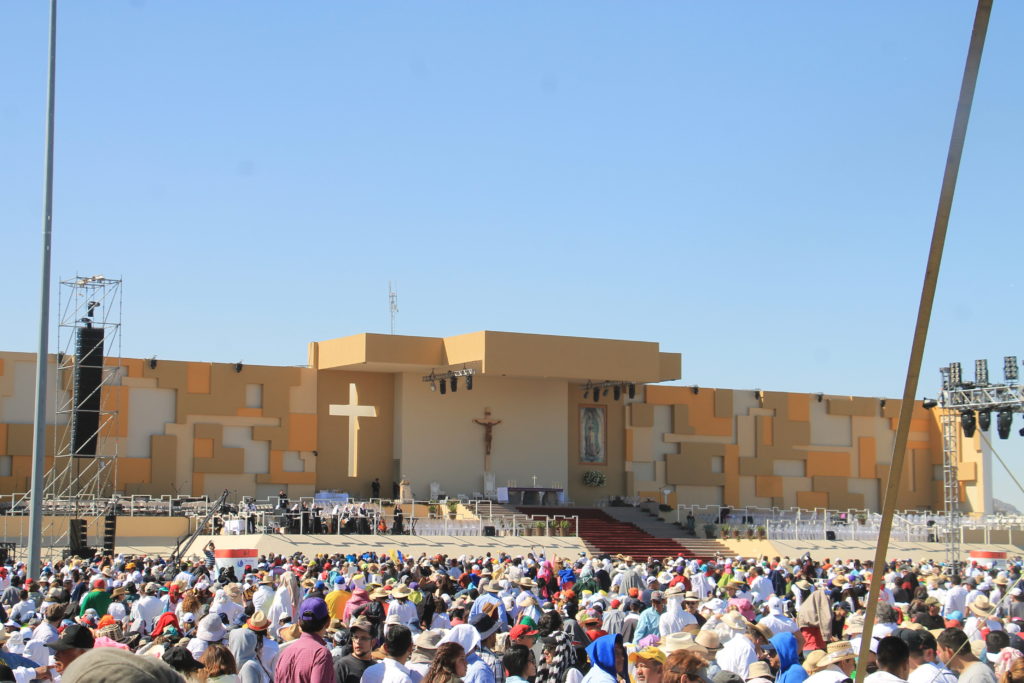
[451,377,458,392]
[996,410,1012,439]
[949,362,962,387]
[439,379,447,395]
[592,387,600,402]
[466,374,473,390]
[691,385,699,395]
[880,399,887,409]
[602,387,609,397]
[922,398,938,409]
[149,356,158,369]
[430,380,436,392]
[613,385,621,401]
[816,393,824,403]
[87,301,100,317]
[1005,356,1019,382]
[978,410,991,431]
[975,359,989,385]
[235,362,243,373]
[754,389,763,401]
[628,383,636,399]
[960,410,976,438]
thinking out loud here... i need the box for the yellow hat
[629,647,667,665]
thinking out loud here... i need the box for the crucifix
[473,407,502,471]
[329,383,378,478]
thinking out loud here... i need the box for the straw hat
[794,579,811,590]
[683,591,700,602]
[660,632,708,657]
[392,584,412,598]
[246,611,270,631]
[802,650,827,674]
[695,630,722,652]
[483,580,501,594]
[746,661,774,681]
[819,641,857,667]
[369,587,389,600]
[968,595,995,617]
[721,612,748,632]
[518,578,536,588]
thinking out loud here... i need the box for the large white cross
[329,383,377,478]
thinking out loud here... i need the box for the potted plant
[746,526,754,539]
[703,523,717,539]
[720,524,731,538]
[427,501,439,518]
[559,520,571,536]
[548,520,559,536]
[756,525,766,539]
[536,521,547,536]
[582,470,606,488]
[447,500,458,519]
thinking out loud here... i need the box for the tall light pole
[28,0,58,578]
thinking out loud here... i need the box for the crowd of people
[0,547,1022,683]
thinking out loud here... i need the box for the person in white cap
[759,597,798,636]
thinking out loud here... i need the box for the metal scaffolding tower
[937,357,1024,571]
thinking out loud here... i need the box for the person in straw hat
[390,583,420,632]
[716,615,768,680]
[805,641,856,683]
[745,660,775,683]
[964,595,1003,642]
[469,580,509,627]
[662,587,699,637]
[408,628,447,680]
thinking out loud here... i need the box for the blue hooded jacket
[582,633,622,683]
[770,632,808,683]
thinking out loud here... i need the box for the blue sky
[3,2,1022,509]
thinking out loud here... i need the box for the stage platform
[113,533,589,561]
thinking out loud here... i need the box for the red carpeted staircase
[521,507,700,559]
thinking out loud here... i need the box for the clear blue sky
[3,2,1022,509]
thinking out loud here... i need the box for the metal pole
[28,0,59,580]
[855,2,992,679]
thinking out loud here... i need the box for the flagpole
[28,0,58,578]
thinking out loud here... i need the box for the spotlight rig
[582,380,637,402]
[422,367,476,395]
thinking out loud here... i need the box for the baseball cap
[509,624,539,640]
[162,645,205,672]
[46,623,95,652]
[629,646,667,664]
[299,597,329,622]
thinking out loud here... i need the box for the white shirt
[659,606,697,636]
[362,657,419,683]
[806,666,852,683]
[131,595,165,632]
[944,586,968,616]
[716,634,757,679]
[908,661,957,683]
[759,613,799,635]
[865,671,907,683]
[749,576,774,604]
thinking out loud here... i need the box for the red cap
[509,624,539,640]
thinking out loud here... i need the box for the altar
[499,486,564,506]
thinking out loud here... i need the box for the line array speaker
[72,326,105,456]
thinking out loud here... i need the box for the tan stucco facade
[0,330,986,513]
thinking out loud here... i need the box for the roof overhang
[309,331,681,384]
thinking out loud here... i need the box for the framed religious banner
[579,405,607,464]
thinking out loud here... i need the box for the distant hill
[992,498,1021,515]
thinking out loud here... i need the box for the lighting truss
[422,367,476,393]
[935,357,1024,571]
[582,380,637,401]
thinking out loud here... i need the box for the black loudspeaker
[102,515,117,555]
[69,518,91,556]
[483,526,496,537]
[825,530,836,541]
[72,326,105,456]
[0,542,14,564]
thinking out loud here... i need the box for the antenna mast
[388,282,398,335]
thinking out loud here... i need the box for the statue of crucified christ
[473,408,502,472]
